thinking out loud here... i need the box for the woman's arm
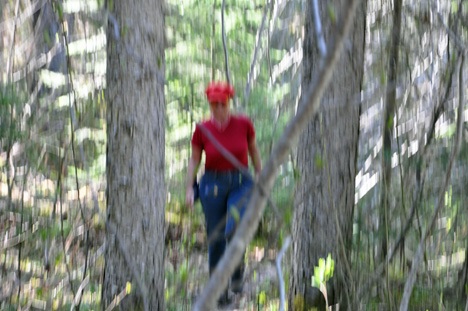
[186,145,202,208]
[248,138,262,177]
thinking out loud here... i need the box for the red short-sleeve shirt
[191,115,255,171]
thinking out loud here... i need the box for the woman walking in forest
[185,81,262,306]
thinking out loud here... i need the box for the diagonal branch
[192,0,363,309]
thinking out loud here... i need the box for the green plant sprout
[311,253,334,289]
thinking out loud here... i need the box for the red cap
[205,82,235,104]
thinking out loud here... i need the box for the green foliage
[0,86,25,150]
[311,254,334,289]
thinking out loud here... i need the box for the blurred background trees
[0,0,467,310]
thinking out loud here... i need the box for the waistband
[204,169,241,176]
[204,169,254,179]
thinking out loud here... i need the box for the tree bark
[289,0,366,310]
[102,0,166,310]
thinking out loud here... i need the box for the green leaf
[258,291,266,304]
[312,275,320,288]
[318,258,325,282]
[325,253,334,279]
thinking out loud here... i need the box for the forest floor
[165,222,283,311]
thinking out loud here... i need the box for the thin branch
[276,236,291,311]
[16,162,29,307]
[60,182,77,298]
[70,275,90,311]
[211,0,216,80]
[6,0,20,81]
[244,1,270,105]
[0,0,46,34]
[221,0,231,84]
[433,6,468,53]
[399,54,465,311]
[311,0,327,58]
[193,0,362,308]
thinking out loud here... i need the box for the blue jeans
[199,170,253,284]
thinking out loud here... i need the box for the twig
[16,161,29,307]
[433,6,468,53]
[60,181,77,298]
[6,0,20,80]
[464,282,468,311]
[221,0,231,84]
[193,0,362,308]
[70,275,90,311]
[399,54,465,311]
[211,0,216,80]
[276,237,291,311]
[0,0,46,34]
[244,1,270,105]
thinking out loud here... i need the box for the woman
[186,81,261,304]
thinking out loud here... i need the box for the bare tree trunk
[380,0,402,266]
[102,0,166,310]
[289,0,366,310]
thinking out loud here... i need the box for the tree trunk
[102,0,166,310]
[289,0,366,310]
[380,0,402,265]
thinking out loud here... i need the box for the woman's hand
[186,186,195,209]
[186,145,202,210]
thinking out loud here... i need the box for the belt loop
[239,173,242,185]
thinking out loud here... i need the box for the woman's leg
[199,174,229,274]
[226,175,253,293]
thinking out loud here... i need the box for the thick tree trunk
[102,0,165,310]
[289,0,366,310]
